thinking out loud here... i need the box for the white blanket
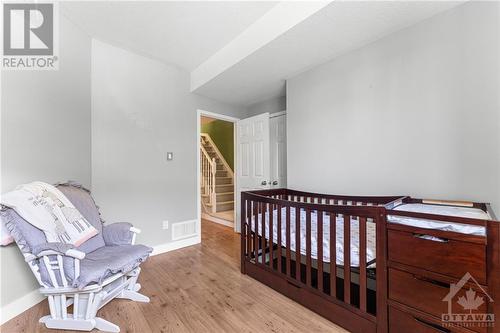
[1,181,98,246]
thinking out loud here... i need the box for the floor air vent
[172,220,197,241]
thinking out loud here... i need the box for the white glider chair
[1,182,152,332]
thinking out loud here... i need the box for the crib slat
[295,207,301,281]
[253,201,259,264]
[344,214,351,304]
[359,216,367,312]
[277,203,282,274]
[269,203,274,269]
[286,206,291,277]
[317,211,324,292]
[330,212,336,298]
[306,209,312,286]
[246,199,251,260]
[261,202,266,265]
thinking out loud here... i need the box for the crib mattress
[388,203,490,236]
[251,208,377,267]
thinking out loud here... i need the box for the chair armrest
[130,226,141,234]
[103,222,138,246]
[30,243,85,287]
[35,248,86,260]
[31,242,86,260]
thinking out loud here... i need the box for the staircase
[200,133,234,215]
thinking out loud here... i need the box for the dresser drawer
[389,268,487,333]
[390,305,470,333]
[388,229,486,284]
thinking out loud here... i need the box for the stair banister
[211,157,216,213]
[200,133,234,177]
[200,142,217,213]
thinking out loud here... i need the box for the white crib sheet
[250,208,377,267]
[388,203,489,236]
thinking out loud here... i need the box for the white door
[235,113,270,232]
[270,114,287,188]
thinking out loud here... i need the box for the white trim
[201,213,234,228]
[0,289,45,325]
[151,235,201,256]
[197,109,239,234]
[199,110,239,123]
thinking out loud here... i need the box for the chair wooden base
[38,268,149,332]
[40,315,121,332]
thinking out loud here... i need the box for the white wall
[287,2,500,212]
[91,40,246,247]
[1,15,91,311]
[246,95,286,117]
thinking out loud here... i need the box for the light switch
[166,152,173,161]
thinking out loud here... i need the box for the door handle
[261,181,267,186]
[272,181,278,185]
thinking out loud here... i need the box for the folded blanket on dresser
[1,181,98,246]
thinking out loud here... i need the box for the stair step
[215,184,233,193]
[216,170,228,177]
[216,192,234,202]
[216,177,232,185]
[216,201,234,212]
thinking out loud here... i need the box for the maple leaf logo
[457,288,484,313]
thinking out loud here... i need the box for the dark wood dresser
[387,222,489,333]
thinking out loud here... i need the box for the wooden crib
[240,189,500,333]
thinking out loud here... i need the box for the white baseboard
[201,213,234,228]
[0,289,45,325]
[151,234,201,256]
[1,235,201,326]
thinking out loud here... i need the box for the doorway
[197,110,238,231]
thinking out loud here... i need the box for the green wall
[201,120,234,171]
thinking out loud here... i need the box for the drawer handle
[414,317,451,333]
[413,233,449,243]
[413,275,450,289]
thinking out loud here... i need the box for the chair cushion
[75,244,152,288]
[38,244,152,288]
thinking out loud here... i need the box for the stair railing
[200,133,234,177]
[200,142,217,213]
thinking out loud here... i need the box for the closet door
[270,113,287,188]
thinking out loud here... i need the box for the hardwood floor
[1,220,347,332]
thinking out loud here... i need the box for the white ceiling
[61,1,278,70]
[62,1,464,107]
[193,1,464,106]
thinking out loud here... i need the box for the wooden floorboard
[1,219,347,332]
